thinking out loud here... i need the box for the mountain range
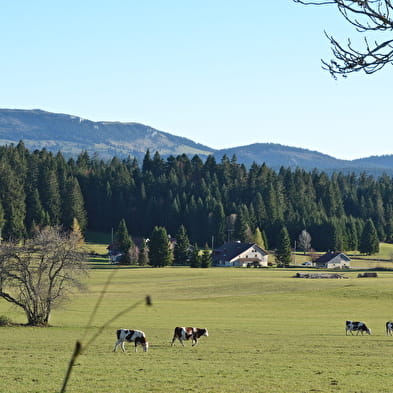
[0,108,392,175]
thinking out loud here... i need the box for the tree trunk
[26,311,50,326]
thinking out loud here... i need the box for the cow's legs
[113,340,120,352]
[121,341,126,352]
[171,336,185,346]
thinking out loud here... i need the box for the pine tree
[359,219,379,255]
[114,219,132,257]
[62,177,87,231]
[253,227,266,249]
[148,226,172,267]
[233,209,248,242]
[200,246,212,268]
[39,167,61,226]
[0,202,5,240]
[25,188,45,233]
[190,244,202,268]
[209,201,226,246]
[0,163,26,239]
[275,226,292,267]
[137,238,149,266]
[173,225,191,265]
[71,217,85,246]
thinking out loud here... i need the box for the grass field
[2,256,393,392]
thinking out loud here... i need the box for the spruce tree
[114,218,132,259]
[137,238,149,266]
[209,201,226,246]
[25,188,45,233]
[0,202,4,240]
[71,217,85,246]
[275,226,292,267]
[0,164,26,239]
[234,209,248,243]
[190,244,202,268]
[40,168,61,226]
[173,225,191,265]
[148,226,172,267]
[359,219,379,255]
[200,246,212,268]
[62,177,87,232]
[253,227,266,249]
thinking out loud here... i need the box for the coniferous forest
[0,141,392,253]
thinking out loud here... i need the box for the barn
[314,252,351,269]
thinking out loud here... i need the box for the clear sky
[1,1,392,160]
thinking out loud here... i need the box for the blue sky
[1,1,392,160]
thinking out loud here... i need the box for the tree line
[0,142,391,254]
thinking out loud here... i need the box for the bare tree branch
[294,0,393,77]
[0,227,88,326]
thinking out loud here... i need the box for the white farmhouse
[212,242,269,267]
[314,252,351,269]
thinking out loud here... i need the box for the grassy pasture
[2,264,393,392]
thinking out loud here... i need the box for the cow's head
[135,336,149,352]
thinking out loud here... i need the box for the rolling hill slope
[0,108,392,175]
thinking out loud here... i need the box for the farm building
[314,251,351,269]
[212,242,269,267]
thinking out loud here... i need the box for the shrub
[0,315,12,327]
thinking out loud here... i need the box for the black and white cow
[171,326,209,347]
[113,329,149,352]
[345,320,371,335]
[386,321,393,335]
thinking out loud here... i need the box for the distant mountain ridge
[0,108,392,175]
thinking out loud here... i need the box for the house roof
[213,242,268,262]
[315,252,351,263]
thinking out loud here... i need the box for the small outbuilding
[357,272,378,278]
[314,252,351,269]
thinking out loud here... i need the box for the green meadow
[2,258,393,392]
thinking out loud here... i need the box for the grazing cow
[113,329,149,352]
[171,326,208,347]
[386,321,393,335]
[345,320,371,336]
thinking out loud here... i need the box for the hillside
[0,108,392,174]
[0,109,214,161]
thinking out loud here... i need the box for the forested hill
[0,108,392,175]
[0,143,391,254]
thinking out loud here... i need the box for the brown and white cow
[113,329,149,352]
[171,326,208,347]
[345,320,371,336]
[386,321,393,335]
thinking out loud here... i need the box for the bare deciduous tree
[294,0,393,77]
[298,229,312,254]
[0,226,88,326]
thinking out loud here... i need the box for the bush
[0,315,12,327]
